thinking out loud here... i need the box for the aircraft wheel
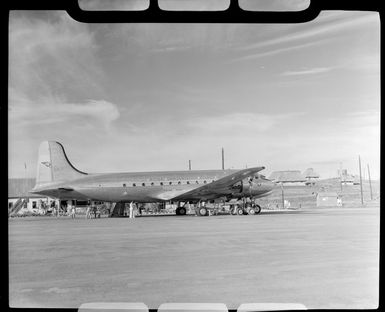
[247,207,256,215]
[179,207,187,215]
[254,205,262,214]
[175,208,180,215]
[196,207,208,216]
[236,207,244,215]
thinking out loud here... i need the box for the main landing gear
[195,201,209,216]
[175,202,188,216]
[228,198,263,216]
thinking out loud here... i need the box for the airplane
[30,141,274,216]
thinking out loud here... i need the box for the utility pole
[24,162,27,210]
[221,147,224,170]
[339,162,343,193]
[24,162,27,196]
[188,160,191,171]
[358,156,364,205]
[367,164,373,200]
[281,182,285,209]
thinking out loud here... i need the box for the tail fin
[35,141,87,188]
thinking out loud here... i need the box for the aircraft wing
[169,166,265,200]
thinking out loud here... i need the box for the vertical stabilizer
[35,141,87,187]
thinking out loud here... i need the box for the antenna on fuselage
[189,160,192,171]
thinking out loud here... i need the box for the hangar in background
[268,170,307,186]
[8,178,50,215]
[303,168,320,185]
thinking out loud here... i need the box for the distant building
[8,178,52,215]
[316,192,339,207]
[338,169,360,185]
[303,168,320,186]
[268,170,307,185]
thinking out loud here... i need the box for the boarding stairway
[9,198,27,216]
[109,202,125,217]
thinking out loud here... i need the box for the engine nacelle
[229,176,274,199]
[241,178,273,197]
[240,178,255,196]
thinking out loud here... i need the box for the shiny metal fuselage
[32,169,274,203]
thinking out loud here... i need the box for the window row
[122,180,215,187]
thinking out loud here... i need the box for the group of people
[85,205,101,219]
[47,200,104,219]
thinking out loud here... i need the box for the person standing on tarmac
[92,204,97,219]
[129,201,134,219]
[86,205,91,219]
[71,205,76,219]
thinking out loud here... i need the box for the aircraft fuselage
[32,169,274,203]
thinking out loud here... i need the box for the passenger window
[142,183,145,186]
[178,181,181,185]
[204,180,207,184]
[196,181,199,184]
[187,181,190,184]
[133,183,136,187]
[123,183,126,187]
[160,182,163,186]
[169,181,172,185]
[151,182,154,186]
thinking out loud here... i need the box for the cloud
[9,12,120,132]
[228,39,328,63]
[281,67,332,76]
[9,12,103,101]
[184,112,305,137]
[230,12,378,64]
[9,90,120,131]
[238,12,377,52]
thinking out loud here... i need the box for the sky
[8,3,380,180]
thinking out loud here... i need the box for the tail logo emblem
[41,161,52,168]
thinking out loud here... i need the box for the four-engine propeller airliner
[30,141,274,216]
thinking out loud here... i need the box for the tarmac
[8,205,379,309]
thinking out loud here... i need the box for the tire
[179,207,187,215]
[247,207,256,215]
[254,205,261,214]
[236,208,243,215]
[175,208,180,215]
[196,207,207,216]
